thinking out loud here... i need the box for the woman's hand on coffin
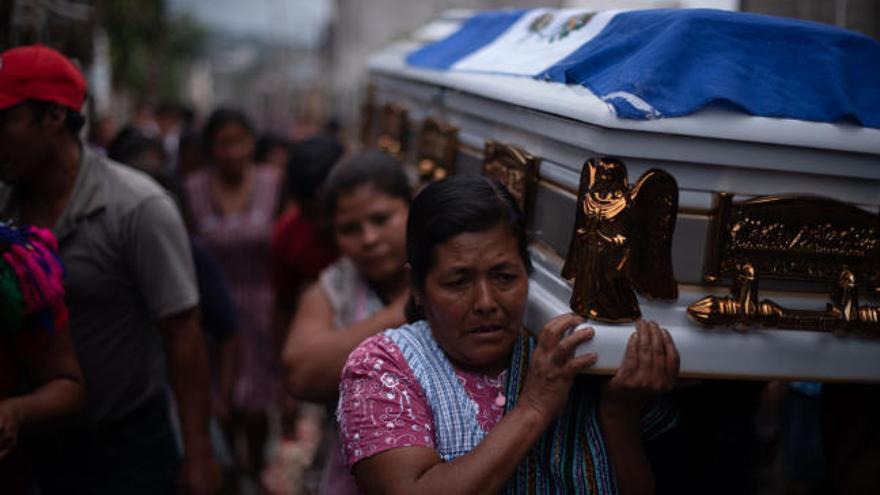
[602,319,679,412]
[520,313,598,421]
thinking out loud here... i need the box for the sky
[167,0,740,47]
[168,0,334,46]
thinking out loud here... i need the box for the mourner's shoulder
[343,331,409,379]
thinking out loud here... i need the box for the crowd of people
[1,44,878,495]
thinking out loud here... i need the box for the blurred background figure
[272,135,345,329]
[87,115,117,156]
[178,131,208,180]
[156,102,195,174]
[107,125,168,177]
[131,101,160,137]
[108,125,242,493]
[255,134,292,177]
[185,108,282,492]
[265,135,344,493]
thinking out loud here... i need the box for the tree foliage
[103,0,205,103]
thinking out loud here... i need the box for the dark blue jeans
[33,396,180,495]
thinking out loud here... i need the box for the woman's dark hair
[405,176,532,321]
[201,108,254,157]
[320,149,412,220]
[106,125,164,166]
[255,133,290,164]
[106,127,188,229]
[286,136,344,204]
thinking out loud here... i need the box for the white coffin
[366,13,880,382]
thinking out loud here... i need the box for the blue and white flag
[407,8,880,128]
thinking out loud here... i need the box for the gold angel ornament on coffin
[562,158,679,322]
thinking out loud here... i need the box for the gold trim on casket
[691,194,880,335]
[703,193,880,286]
[416,118,458,183]
[376,103,408,158]
[481,141,540,220]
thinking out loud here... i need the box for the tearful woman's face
[420,223,529,377]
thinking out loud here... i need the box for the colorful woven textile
[0,222,67,336]
[503,333,677,494]
[503,334,615,494]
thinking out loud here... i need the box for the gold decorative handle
[688,265,880,336]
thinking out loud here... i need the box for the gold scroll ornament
[376,103,408,158]
[481,141,540,220]
[689,194,880,335]
[415,118,458,184]
[562,157,679,322]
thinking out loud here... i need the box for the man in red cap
[0,45,220,495]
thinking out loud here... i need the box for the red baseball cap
[0,45,87,112]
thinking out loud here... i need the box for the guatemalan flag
[406,9,880,128]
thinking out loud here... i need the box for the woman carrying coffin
[337,175,680,494]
